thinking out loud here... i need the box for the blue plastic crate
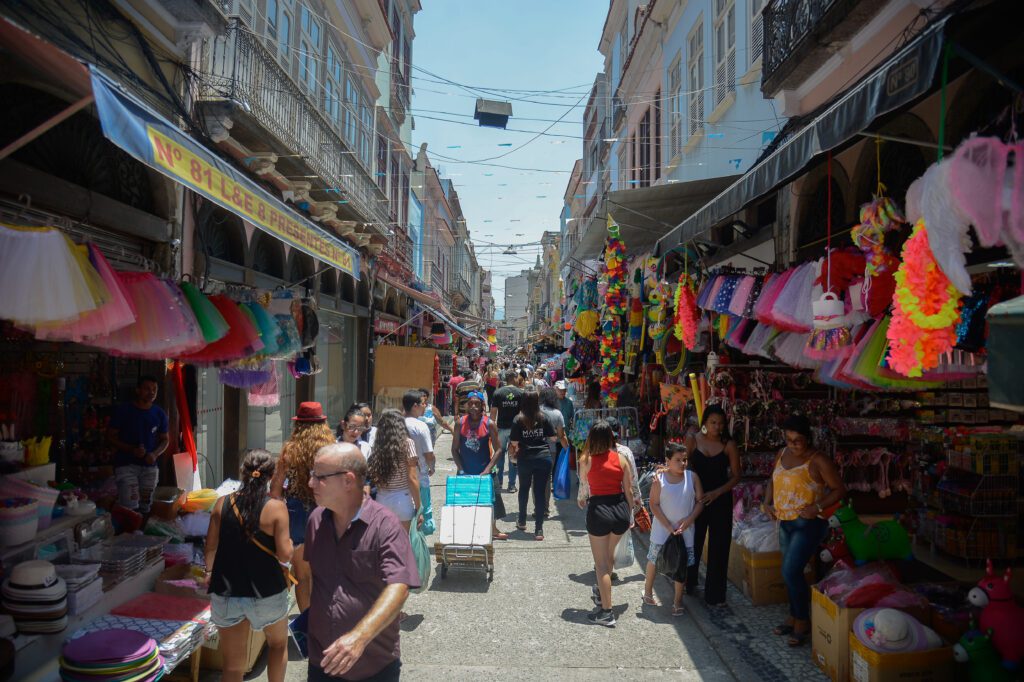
[445,475,493,506]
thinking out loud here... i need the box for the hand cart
[435,475,494,581]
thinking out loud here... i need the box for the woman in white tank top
[642,443,704,616]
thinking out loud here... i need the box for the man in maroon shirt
[304,443,421,680]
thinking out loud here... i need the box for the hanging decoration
[853,197,903,278]
[886,219,963,377]
[574,277,599,339]
[647,281,671,341]
[600,217,628,404]
[628,297,644,341]
[603,222,628,315]
[674,273,700,350]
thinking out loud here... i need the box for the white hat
[8,560,57,589]
[554,380,567,390]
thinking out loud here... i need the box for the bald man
[302,444,421,681]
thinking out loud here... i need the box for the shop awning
[88,69,360,279]
[376,273,478,340]
[569,175,739,261]
[654,16,949,255]
[987,295,1024,412]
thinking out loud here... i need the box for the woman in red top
[577,420,635,627]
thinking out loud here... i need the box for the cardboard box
[154,564,210,601]
[201,626,265,673]
[848,632,953,682]
[727,540,744,590]
[811,587,931,682]
[737,544,814,606]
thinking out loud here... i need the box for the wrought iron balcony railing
[197,22,392,229]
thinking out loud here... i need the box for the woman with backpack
[206,449,293,682]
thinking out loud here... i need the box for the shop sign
[90,69,359,279]
[375,318,400,334]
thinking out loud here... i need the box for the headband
[467,391,486,402]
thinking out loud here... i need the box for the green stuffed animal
[954,629,1014,682]
[827,501,912,565]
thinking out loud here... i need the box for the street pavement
[218,431,739,681]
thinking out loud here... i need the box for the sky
[410,0,608,319]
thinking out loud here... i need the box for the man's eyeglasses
[310,470,350,483]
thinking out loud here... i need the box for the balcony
[196,22,392,231]
[762,0,888,97]
[380,231,414,280]
[449,272,471,310]
[391,65,409,124]
[429,262,446,296]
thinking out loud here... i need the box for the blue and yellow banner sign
[90,69,359,279]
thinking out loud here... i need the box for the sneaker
[587,608,616,627]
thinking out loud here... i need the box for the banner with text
[90,69,359,279]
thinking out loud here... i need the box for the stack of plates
[106,535,168,566]
[60,629,163,682]
[72,545,147,585]
[1,560,68,633]
[56,565,103,615]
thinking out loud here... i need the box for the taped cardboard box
[848,632,953,682]
[202,626,265,673]
[738,544,814,606]
[811,587,931,682]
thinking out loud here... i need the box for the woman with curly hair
[367,408,422,531]
[270,402,335,611]
[206,449,292,682]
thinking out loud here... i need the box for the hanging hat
[852,608,941,654]
[292,402,327,422]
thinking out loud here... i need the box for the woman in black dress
[684,405,741,605]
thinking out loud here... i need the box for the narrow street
[245,430,736,681]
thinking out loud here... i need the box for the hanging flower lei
[673,274,700,350]
[886,219,962,377]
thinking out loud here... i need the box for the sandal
[773,623,795,636]
[787,630,810,647]
[672,606,685,617]
[494,531,509,540]
[535,534,544,541]
[641,593,658,606]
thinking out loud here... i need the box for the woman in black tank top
[684,406,741,606]
[205,450,294,682]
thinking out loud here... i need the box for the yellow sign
[147,126,357,277]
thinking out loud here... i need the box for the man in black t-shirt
[490,371,523,492]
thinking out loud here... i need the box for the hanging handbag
[633,504,652,533]
[230,495,298,587]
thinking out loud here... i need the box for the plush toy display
[819,529,852,565]
[968,561,1024,669]
[828,502,912,564]
[954,629,1015,682]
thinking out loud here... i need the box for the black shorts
[586,494,630,537]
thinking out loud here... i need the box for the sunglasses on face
[310,469,351,483]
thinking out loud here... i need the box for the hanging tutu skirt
[0,225,109,325]
[178,296,263,366]
[771,263,814,332]
[248,362,280,407]
[180,281,229,344]
[753,271,788,325]
[33,244,137,341]
[742,322,779,359]
[725,317,756,351]
[241,301,280,357]
[219,359,274,388]
[727,276,756,317]
[741,275,766,319]
[270,314,302,359]
[696,274,720,310]
[712,275,740,313]
[85,274,205,358]
[699,275,726,311]
[771,332,822,370]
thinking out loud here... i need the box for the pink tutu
[753,271,788,325]
[86,273,206,359]
[728,276,756,316]
[34,245,137,341]
[771,331,822,369]
[770,263,814,332]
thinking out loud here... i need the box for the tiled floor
[639,537,830,682]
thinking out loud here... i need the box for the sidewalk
[632,524,829,682]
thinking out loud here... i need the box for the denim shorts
[210,590,289,631]
[286,497,311,545]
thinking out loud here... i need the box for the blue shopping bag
[553,446,571,500]
[409,510,432,593]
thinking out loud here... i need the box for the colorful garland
[600,220,628,403]
[886,218,963,377]
[853,196,903,278]
[647,282,670,341]
[673,274,700,350]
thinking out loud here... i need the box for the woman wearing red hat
[270,402,335,612]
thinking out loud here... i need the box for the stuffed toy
[968,561,1024,669]
[828,502,912,564]
[954,629,1015,681]
[819,529,852,565]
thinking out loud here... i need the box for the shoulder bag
[230,495,298,586]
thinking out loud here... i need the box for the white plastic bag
[614,532,635,569]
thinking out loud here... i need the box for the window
[713,0,736,106]
[376,133,388,189]
[359,104,373,168]
[618,143,629,190]
[668,53,683,158]
[344,75,359,148]
[750,0,765,66]
[688,20,705,137]
[638,110,651,188]
[298,7,319,92]
[653,92,661,181]
[266,0,278,41]
[325,45,342,125]
[279,10,291,64]
[618,19,628,75]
